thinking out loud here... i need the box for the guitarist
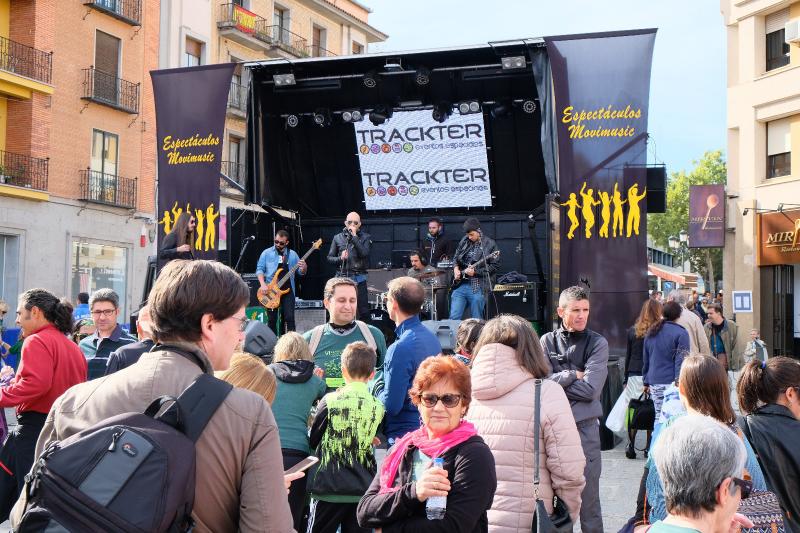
[256,230,306,334]
[449,217,500,320]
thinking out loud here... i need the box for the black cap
[463,218,481,233]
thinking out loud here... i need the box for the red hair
[409,355,472,413]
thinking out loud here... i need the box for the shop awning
[648,264,699,287]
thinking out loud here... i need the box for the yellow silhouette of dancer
[561,193,582,240]
[194,208,206,251]
[626,183,647,237]
[598,190,612,238]
[612,183,627,238]
[579,182,601,239]
[159,210,173,235]
[205,204,220,251]
[170,202,183,227]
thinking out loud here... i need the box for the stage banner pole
[545,29,656,353]
[151,63,235,268]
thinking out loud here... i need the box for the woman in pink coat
[468,315,586,532]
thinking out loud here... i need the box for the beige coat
[676,307,711,356]
[468,343,586,533]
[11,343,294,533]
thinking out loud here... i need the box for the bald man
[104,305,155,375]
[327,211,372,320]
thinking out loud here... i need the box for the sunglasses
[730,477,753,500]
[419,393,462,408]
[274,240,288,246]
[345,220,361,226]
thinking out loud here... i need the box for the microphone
[244,235,256,241]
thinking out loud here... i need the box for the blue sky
[366,1,726,175]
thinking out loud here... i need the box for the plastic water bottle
[426,458,447,520]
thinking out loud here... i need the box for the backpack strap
[355,320,377,350]
[308,325,326,355]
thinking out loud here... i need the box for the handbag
[626,392,655,431]
[531,379,573,533]
[738,490,786,533]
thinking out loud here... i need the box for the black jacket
[741,404,800,531]
[625,326,645,378]
[452,234,500,289]
[159,232,194,263]
[420,233,456,266]
[357,435,496,533]
[104,339,155,376]
[327,230,371,274]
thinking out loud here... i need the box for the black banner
[545,29,656,352]
[151,63,235,263]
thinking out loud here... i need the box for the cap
[462,218,481,233]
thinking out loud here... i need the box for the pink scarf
[378,420,478,494]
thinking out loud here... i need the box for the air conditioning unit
[786,19,800,44]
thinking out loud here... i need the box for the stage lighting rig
[369,105,393,126]
[341,109,364,123]
[414,66,431,86]
[312,108,331,127]
[490,102,511,119]
[501,56,527,70]
[363,70,378,88]
[432,102,451,123]
[457,101,481,115]
[286,114,300,128]
[521,99,537,114]
[272,73,296,86]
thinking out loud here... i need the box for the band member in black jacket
[449,218,499,321]
[327,212,372,320]
[158,211,196,269]
[420,217,455,266]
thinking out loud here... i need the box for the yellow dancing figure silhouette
[598,190,612,238]
[170,202,183,228]
[205,204,220,251]
[194,208,206,251]
[626,183,647,237]
[612,183,627,238]
[159,210,173,235]
[579,182,601,239]
[561,193,581,240]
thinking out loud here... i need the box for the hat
[463,218,481,233]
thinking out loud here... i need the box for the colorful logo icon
[388,186,398,196]
[403,143,413,153]
[377,186,387,196]
[398,185,408,195]
[392,143,402,153]
[409,186,420,196]
[359,145,370,155]
[381,143,391,153]
[370,144,380,154]
[366,187,376,197]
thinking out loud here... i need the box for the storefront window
[71,241,129,317]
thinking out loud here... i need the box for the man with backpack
[303,277,386,391]
[11,260,294,532]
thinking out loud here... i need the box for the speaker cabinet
[491,283,542,321]
[646,166,667,213]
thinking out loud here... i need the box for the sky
[365,0,727,175]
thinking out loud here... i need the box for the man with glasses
[256,229,307,334]
[327,212,372,320]
[78,289,136,377]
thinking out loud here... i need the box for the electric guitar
[451,250,500,289]
[257,239,323,310]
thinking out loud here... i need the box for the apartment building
[0,0,158,319]
[722,0,800,355]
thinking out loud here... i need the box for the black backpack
[16,373,232,532]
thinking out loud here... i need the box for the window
[91,130,119,203]
[71,241,129,318]
[94,30,120,103]
[274,7,289,44]
[228,136,243,181]
[767,117,791,179]
[312,25,327,57]
[352,41,364,55]
[184,38,202,67]
[0,234,20,323]
[766,9,790,71]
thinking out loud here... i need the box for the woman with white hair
[648,414,753,532]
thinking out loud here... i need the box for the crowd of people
[0,261,796,532]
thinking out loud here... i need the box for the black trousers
[283,448,309,532]
[0,411,47,520]
[268,287,296,334]
[307,500,369,533]
[356,280,369,321]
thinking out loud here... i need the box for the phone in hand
[284,456,319,475]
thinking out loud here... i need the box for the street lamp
[679,230,688,244]
[668,235,678,250]
[668,233,689,273]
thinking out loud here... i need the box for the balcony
[227,81,247,117]
[81,68,140,114]
[0,151,48,191]
[83,0,142,26]
[217,3,273,51]
[78,169,137,209]
[0,36,52,85]
[221,160,246,196]
[266,26,310,57]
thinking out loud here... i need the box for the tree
[648,150,725,293]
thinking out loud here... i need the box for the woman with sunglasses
[468,314,586,531]
[737,356,800,532]
[357,355,497,532]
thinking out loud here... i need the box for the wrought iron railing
[0,36,52,84]
[218,4,272,44]
[81,67,140,114]
[78,169,137,208]
[310,44,337,58]
[221,161,246,186]
[83,0,142,26]
[228,81,247,112]
[0,151,48,191]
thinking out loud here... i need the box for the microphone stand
[234,237,253,272]
[477,231,494,321]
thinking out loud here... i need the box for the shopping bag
[606,392,630,433]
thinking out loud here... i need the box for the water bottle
[426,458,447,520]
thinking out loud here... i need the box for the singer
[256,230,307,333]
[449,217,500,320]
[327,212,372,320]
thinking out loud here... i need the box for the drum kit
[367,260,453,321]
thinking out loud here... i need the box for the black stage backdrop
[151,63,235,265]
[546,29,656,353]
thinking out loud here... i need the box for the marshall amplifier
[491,282,542,321]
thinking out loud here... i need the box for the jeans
[449,283,485,320]
[267,287,295,334]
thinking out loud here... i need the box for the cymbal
[414,269,445,280]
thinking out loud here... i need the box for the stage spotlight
[273,73,296,86]
[342,109,364,123]
[286,114,300,128]
[522,99,537,114]
[457,100,481,115]
[501,56,527,70]
[490,102,511,119]
[312,108,331,127]
[432,102,451,123]
[363,70,378,88]
[369,105,393,126]
[415,66,431,86]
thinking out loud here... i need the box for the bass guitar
[258,238,323,310]
[451,250,500,289]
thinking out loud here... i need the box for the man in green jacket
[704,303,744,410]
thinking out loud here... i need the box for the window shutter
[766,8,789,34]
[95,31,120,77]
[767,117,791,156]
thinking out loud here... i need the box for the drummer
[408,250,447,320]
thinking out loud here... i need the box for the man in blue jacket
[256,230,306,334]
[379,277,441,443]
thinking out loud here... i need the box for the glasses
[419,393,462,408]
[91,309,116,317]
[274,240,288,246]
[345,220,361,226]
[730,477,753,500]
[229,315,250,332]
